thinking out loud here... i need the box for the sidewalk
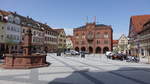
[0,59,4,67]
[140,57,149,64]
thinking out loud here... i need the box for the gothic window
[96,32,100,38]
[104,40,108,44]
[97,40,100,44]
[103,32,109,38]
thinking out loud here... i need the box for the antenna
[93,16,96,23]
[86,16,88,24]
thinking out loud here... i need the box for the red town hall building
[73,22,113,54]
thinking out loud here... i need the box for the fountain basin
[3,53,49,69]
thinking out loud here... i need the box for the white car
[105,51,112,56]
[64,51,71,55]
[70,50,80,55]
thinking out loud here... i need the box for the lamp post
[147,39,150,64]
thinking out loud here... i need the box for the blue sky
[0,0,150,39]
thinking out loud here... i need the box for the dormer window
[37,23,40,27]
[3,16,8,22]
[8,15,14,23]
[14,17,20,24]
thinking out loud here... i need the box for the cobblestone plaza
[0,53,150,84]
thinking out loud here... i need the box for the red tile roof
[130,15,150,34]
[66,35,74,42]
[0,10,11,16]
[74,23,111,31]
[54,29,64,33]
[113,40,118,44]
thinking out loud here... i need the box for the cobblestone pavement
[0,53,150,84]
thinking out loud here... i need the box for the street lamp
[147,40,150,64]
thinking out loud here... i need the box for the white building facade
[0,11,22,53]
[118,34,128,54]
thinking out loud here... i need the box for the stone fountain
[3,27,49,69]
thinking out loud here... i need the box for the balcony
[140,43,150,47]
[138,33,150,40]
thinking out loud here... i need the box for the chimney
[14,11,17,14]
[27,16,29,18]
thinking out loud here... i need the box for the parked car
[126,56,139,63]
[70,50,80,55]
[108,52,116,59]
[79,51,89,54]
[111,53,127,61]
[105,51,112,56]
[64,51,71,55]
[110,53,117,60]
[105,51,112,58]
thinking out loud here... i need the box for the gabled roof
[138,20,150,34]
[11,12,47,31]
[66,35,74,42]
[74,23,111,31]
[66,35,73,39]
[143,19,150,27]
[0,9,58,33]
[95,24,108,27]
[129,15,150,36]
[54,29,64,33]
[0,10,11,16]
[119,34,128,41]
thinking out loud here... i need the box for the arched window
[81,47,86,51]
[103,47,109,53]
[75,47,79,52]
[104,32,109,38]
[96,32,100,38]
[89,47,93,53]
[95,47,101,53]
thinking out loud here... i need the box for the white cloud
[113,33,128,40]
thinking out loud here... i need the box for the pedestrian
[81,52,85,58]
